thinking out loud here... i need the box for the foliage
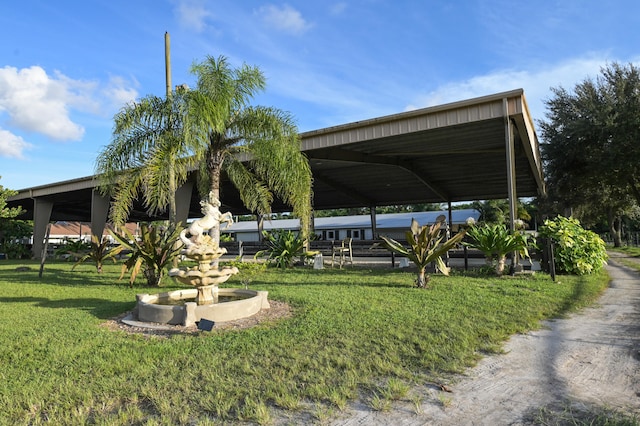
[257,229,306,268]
[97,56,313,246]
[465,223,533,275]
[184,55,313,243]
[96,87,191,226]
[110,222,183,287]
[380,219,465,288]
[0,177,28,259]
[54,238,91,261]
[540,62,640,245]
[0,177,24,221]
[0,260,609,424]
[0,240,29,259]
[222,260,267,288]
[71,235,124,273]
[539,216,608,275]
[471,199,532,226]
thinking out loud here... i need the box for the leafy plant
[71,235,124,273]
[257,229,306,269]
[0,218,32,259]
[55,238,91,261]
[380,219,465,288]
[0,240,29,259]
[465,223,533,275]
[223,259,267,288]
[539,215,608,275]
[110,222,183,287]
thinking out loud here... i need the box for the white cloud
[0,128,32,159]
[0,65,86,141]
[405,55,623,122]
[0,65,138,146]
[173,0,214,32]
[258,4,313,35]
[103,75,139,109]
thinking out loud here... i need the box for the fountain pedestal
[133,193,269,327]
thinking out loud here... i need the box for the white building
[224,209,480,242]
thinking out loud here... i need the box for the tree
[96,88,191,226]
[0,177,24,221]
[540,62,640,245]
[96,56,312,247]
[183,56,312,244]
[0,177,29,258]
[471,199,532,227]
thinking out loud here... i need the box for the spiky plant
[465,223,532,275]
[110,223,183,287]
[380,219,465,288]
[72,235,124,273]
[256,229,306,269]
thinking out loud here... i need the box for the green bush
[71,235,124,273]
[0,240,29,259]
[111,222,183,286]
[380,219,465,288]
[539,216,608,275]
[257,229,305,268]
[464,223,533,276]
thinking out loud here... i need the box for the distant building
[224,209,480,242]
[42,222,139,245]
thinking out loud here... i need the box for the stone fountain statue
[169,192,239,305]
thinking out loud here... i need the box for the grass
[608,246,640,272]
[532,403,639,426]
[0,259,610,424]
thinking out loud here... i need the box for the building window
[346,229,364,240]
[322,230,336,240]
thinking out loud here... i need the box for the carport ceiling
[7,89,544,221]
[302,89,544,210]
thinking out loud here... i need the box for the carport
[7,89,545,258]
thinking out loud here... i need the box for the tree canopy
[96,55,312,241]
[539,62,640,245]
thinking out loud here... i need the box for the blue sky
[1,0,638,190]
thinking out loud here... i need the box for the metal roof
[7,89,544,221]
[227,209,480,233]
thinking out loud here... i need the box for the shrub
[539,216,607,275]
[465,223,533,276]
[72,235,124,273]
[111,222,183,286]
[380,218,465,288]
[257,229,305,269]
[55,238,91,261]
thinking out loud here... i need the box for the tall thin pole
[165,32,172,98]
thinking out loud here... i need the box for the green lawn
[0,260,609,424]
[609,246,640,272]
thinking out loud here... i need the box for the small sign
[196,319,215,331]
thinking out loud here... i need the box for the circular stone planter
[134,288,270,327]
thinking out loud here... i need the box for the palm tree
[184,55,312,243]
[96,55,312,245]
[95,87,192,226]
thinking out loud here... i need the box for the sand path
[332,255,640,425]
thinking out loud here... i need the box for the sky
[0,0,639,191]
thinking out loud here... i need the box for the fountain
[132,193,270,328]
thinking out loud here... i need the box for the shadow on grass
[0,295,134,319]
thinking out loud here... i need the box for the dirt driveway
[331,254,640,425]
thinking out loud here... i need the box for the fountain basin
[134,288,270,327]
